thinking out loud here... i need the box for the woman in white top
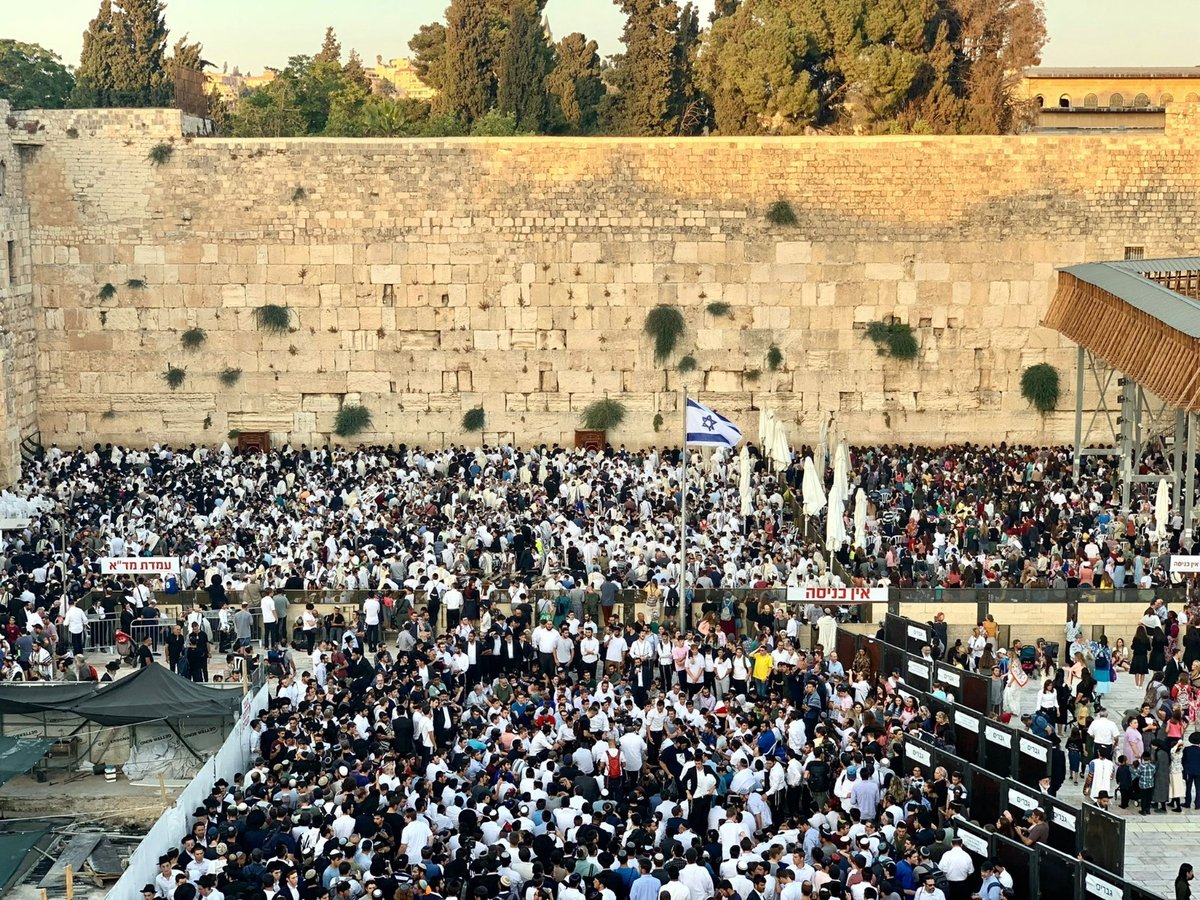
[731,648,751,697]
[968,627,987,671]
[714,650,732,700]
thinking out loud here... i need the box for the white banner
[936,665,961,688]
[1008,787,1038,810]
[907,659,929,680]
[905,742,931,766]
[1019,737,1049,761]
[1171,555,1200,573]
[959,829,988,857]
[1051,807,1077,832]
[100,557,180,575]
[1084,872,1123,900]
[908,624,929,641]
[985,725,1012,748]
[787,586,889,604]
[954,710,980,732]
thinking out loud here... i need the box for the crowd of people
[0,440,1196,899]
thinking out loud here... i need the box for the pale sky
[7,0,1200,74]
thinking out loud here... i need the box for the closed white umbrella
[831,438,849,511]
[802,457,826,517]
[1155,478,1170,541]
[772,419,791,471]
[758,407,769,451]
[739,445,752,516]
[825,485,847,552]
[818,416,829,471]
[854,487,868,550]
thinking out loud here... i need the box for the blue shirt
[631,874,662,900]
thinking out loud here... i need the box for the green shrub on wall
[181,327,206,349]
[644,305,685,364]
[865,320,919,360]
[582,399,626,431]
[334,405,372,437]
[462,407,486,432]
[147,142,174,166]
[767,345,783,371]
[254,304,292,334]
[163,365,186,389]
[766,200,798,226]
[678,354,697,373]
[706,301,731,317]
[219,367,242,387]
[1021,363,1060,413]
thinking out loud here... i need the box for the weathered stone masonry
[3,104,1200,479]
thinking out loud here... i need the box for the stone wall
[0,102,40,483]
[15,105,1200,456]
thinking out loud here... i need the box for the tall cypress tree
[114,0,171,106]
[440,0,493,124]
[610,0,684,135]
[545,32,604,133]
[497,1,550,132]
[72,0,121,106]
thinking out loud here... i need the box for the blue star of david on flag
[685,399,743,447]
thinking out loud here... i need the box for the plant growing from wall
[1020,363,1060,413]
[865,320,919,360]
[766,200,798,226]
[98,283,116,301]
[582,398,626,432]
[181,326,206,349]
[767,345,783,371]
[147,142,174,166]
[125,278,146,289]
[744,369,761,383]
[219,367,242,387]
[334,404,372,438]
[706,301,731,317]
[254,304,292,334]
[163,365,186,390]
[228,429,241,440]
[678,354,697,374]
[644,305,685,364]
[291,186,307,202]
[462,407,486,432]
[653,413,664,432]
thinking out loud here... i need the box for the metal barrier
[892,586,1186,604]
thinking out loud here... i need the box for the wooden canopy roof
[1044,258,1200,413]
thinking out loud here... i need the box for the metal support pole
[1174,409,1187,512]
[1120,379,1134,512]
[1186,413,1197,547]
[679,386,688,631]
[1073,345,1085,479]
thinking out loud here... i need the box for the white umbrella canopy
[1156,478,1170,540]
[739,445,752,516]
[818,416,829,471]
[758,408,769,450]
[825,487,847,552]
[802,457,826,517]
[854,487,868,550]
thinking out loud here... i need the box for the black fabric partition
[886,612,932,655]
[952,704,983,764]
[969,763,1004,825]
[1016,732,1052,787]
[1001,778,1081,857]
[883,613,906,649]
[934,660,990,712]
[881,641,906,680]
[982,720,1016,777]
[1081,802,1126,876]
[836,629,859,671]
[904,653,932,692]
[993,834,1036,899]
[1038,844,1082,900]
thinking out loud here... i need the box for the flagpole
[679,385,688,631]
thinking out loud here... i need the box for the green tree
[608,0,687,135]
[315,26,341,64]
[408,22,449,93]
[73,0,172,107]
[699,0,831,134]
[545,32,604,132]
[951,0,1046,133]
[0,40,75,109]
[440,0,494,124]
[112,0,172,105]
[497,0,550,131]
[72,0,122,106]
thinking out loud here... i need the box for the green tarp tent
[0,736,54,787]
[0,664,241,725]
[0,829,48,893]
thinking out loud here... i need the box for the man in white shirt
[442,581,464,629]
[260,594,279,648]
[678,849,713,900]
[64,600,88,656]
[363,594,382,651]
[938,836,975,893]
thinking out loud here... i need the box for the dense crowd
[0,441,1193,898]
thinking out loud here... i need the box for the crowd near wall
[4,103,1200,472]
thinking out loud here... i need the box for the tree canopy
[0,40,75,109]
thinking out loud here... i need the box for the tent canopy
[0,665,242,726]
[0,736,55,788]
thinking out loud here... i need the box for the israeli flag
[685,398,743,447]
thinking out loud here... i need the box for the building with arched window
[1020,67,1200,131]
